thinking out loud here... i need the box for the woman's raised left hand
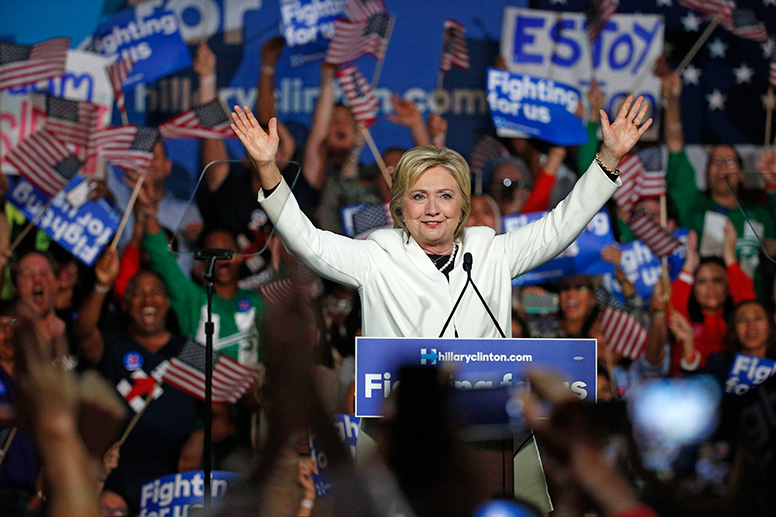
[598,96,653,169]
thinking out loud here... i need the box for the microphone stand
[193,247,234,508]
[440,253,506,338]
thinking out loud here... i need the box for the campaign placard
[725,354,776,396]
[139,470,241,517]
[92,6,192,85]
[500,8,663,141]
[603,229,687,303]
[7,176,119,266]
[503,209,615,286]
[486,68,587,145]
[355,337,596,418]
[280,0,347,67]
[308,413,359,497]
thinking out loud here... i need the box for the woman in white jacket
[231,97,651,339]
[231,97,651,512]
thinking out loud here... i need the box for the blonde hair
[389,145,472,242]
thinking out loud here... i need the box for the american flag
[336,65,378,128]
[628,211,683,258]
[469,135,510,177]
[586,0,619,44]
[352,202,392,236]
[90,126,160,174]
[159,99,235,140]
[6,130,82,196]
[612,153,644,213]
[345,0,387,22]
[0,37,69,91]
[600,306,648,360]
[44,94,100,147]
[771,60,776,90]
[440,19,469,72]
[325,13,392,65]
[718,9,768,42]
[106,55,135,120]
[636,147,665,197]
[162,339,260,404]
[677,0,735,17]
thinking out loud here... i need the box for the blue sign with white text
[92,7,192,85]
[725,354,776,396]
[139,470,241,516]
[486,68,587,145]
[7,177,119,267]
[355,337,596,418]
[503,208,615,286]
[280,0,346,66]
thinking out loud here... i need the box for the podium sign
[355,337,596,417]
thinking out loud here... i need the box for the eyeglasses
[710,157,738,167]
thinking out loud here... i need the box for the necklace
[430,244,458,271]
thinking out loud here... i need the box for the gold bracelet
[595,153,620,176]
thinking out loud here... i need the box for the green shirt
[666,149,775,294]
[144,231,264,365]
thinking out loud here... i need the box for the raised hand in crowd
[722,218,738,267]
[521,370,657,517]
[681,230,700,274]
[587,80,604,122]
[74,249,120,365]
[668,308,697,371]
[427,113,447,147]
[756,149,776,186]
[15,318,123,517]
[386,93,431,146]
[661,71,683,153]
[645,269,670,366]
[296,457,318,517]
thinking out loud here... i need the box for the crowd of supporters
[1,32,776,517]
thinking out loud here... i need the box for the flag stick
[676,15,722,73]
[0,428,17,468]
[8,196,55,254]
[432,71,445,115]
[765,87,774,148]
[110,175,145,251]
[371,16,395,88]
[360,126,391,188]
[660,194,670,279]
[119,389,156,443]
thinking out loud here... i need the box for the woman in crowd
[669,226,755,375]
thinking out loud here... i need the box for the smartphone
[522,292,559,315]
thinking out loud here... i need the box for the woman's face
[707,145,740,196]
[559,285,596,323]
[694,263,728,312]
[466,196,497,231]
[735,303,770,355]
[401,166,463,254]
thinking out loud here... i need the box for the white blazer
[258,160,619,339]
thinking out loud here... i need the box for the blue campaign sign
[280,0,346,66]
[92,6,192,85]
[503,208,615,286]
[486,68,587,145]
[725,354,776,396]
[7,177,120,267]
[139,470,241,516]
[308,413,360,497]
[604,229,687,303]
[355,337,596,418]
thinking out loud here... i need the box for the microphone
[463,252,473,272]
